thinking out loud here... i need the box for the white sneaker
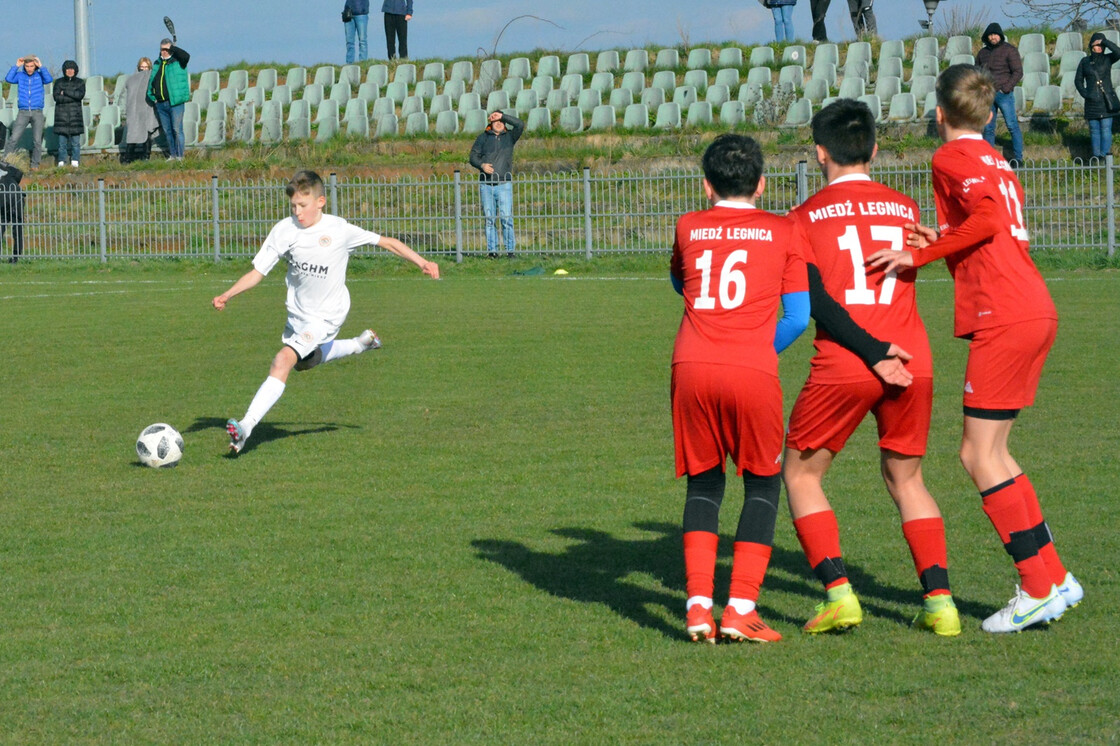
[358,329,381,350]
[1057,572,1084,608]
[57,161,65,167]
[981,585,1066,633]
[70,160,79,167]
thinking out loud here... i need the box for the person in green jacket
[147,39,191,160]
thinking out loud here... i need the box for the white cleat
[1057,572,1084,609]
[358,329,382,351]
[226,418,248,454]
[981,585,1066,633]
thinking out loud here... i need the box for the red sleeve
[780,220,809,294]
[911,195,1002,267]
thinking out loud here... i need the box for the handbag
[1098,79,1120,113]
[342,5,353,22]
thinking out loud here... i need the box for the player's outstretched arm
[377,235,440,279]
[212,269,265,310]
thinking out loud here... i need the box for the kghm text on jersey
[289,260,330,276]
[806,200,916,223]
[689,226,773,242]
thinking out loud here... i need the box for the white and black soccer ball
[136,423,184,468]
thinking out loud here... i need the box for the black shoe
[487,252,498,259]
[506,252,515,259]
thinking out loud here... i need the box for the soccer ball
[136,423,184,468]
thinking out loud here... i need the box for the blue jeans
[56,134,83,164]
[3,109,45,167]
[345,13,369,63]
[982,90,1023,162]
[480,181,515,255]
[1088,117,1114,158]
[772,6,795,42]
[154,100,186,158]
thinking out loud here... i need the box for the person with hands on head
[866,65,1081,634]
[468,110,524,258]
[3,55,53,169]
[147,38,191,160]
[1074,32,1120,159]
[784,99,960,638]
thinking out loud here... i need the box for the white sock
[320,337,364,364]
[726,597,756,615]
[685,595,713,611]
[242,376,286,436]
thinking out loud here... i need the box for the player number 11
[838,224,903,305]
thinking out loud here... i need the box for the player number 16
[693,249,748,310]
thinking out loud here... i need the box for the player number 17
[838,224,903,305]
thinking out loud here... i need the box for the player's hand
[872,344,914,387]
[865,248,915,274]
[481,163,495,174]
[212,295,227,310]
[422,260,440,280]
[903,222,937,249]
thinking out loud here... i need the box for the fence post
[796,161,808,206]
[329,172,339,216]
[454,170,463,264]
[212,176,221,261]
[97,178,107,263]
[583,167,593,260]
[1107,155,1116,259]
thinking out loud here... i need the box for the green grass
[1,262,1118,742]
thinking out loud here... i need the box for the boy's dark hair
[936,64,995,132]
[701,133,764,199]
[811,99,876,166]
[286,170,325,199]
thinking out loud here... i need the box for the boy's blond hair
[285,170,325,199]
[936,64,996,132]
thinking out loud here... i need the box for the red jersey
[670,202,808,375]
[924,136,1057,337]
[789,176,932,384]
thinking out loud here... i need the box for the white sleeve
[251,221,289,275]
[343,222,382,253]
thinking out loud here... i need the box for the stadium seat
[486,90,510,112]
[450,60,474,84]
[404,111,428,135]
[501,76,523,100]
[462,108,488,133]
[227,69,249,95]
[887,92,917,122]
[385,81,408,104]
[471,73,495,99]
[651,70,677,95]
[782,45,807,66]
[913,36,939,60]
[654,101,681,129]
[874,75,901,100]
[444,78,466,100]
[838,77,866,100]
[717,47,743,67]
[687,48,713,70]
[620,71,645,95]
[878,39,905,62]
[1022,71,1049,100]
[394,63,418,86]
[1022,52,1051,77]
[400,96,424,118]
[367,64,389,88]
[1059,50,1086,76]
[858,94,883,122]
[458,92,482,114]
[596,50,620,73]
[1019,33,1047,56]
[737,83,763,107]
[909,74,936,103]
[687,101,713,126]
[813,43,839,69]
[479,59,502,87]
[705,83,730,108]
[98,103,121,128]
[623,102,650,129]
[878,56,903,79]
[373,113,398,138]
[537,55,561,78]
[714,68,740,90]
[109,73,127,104]
[949,54,975,66]
[217,87,239,110]
[313,98,339,124]
[672,85,697,108]
[655,49,680,69]
[560,73,584,99]
[749,46,775,67]
[558,105,584,133]
[845,40,872,67]
[526,106,551,132]
[179,119,198,147]
[566,53,591,76]
[343,98,368,133]
[589,104,616,130]
[811,62,837,89]
[311,66,335,89]
[781,97,812,127]
[719,100,745,126]
[243,86,264,110]
[183,101,200,126]
[921,91,937,119]
[271,84,292,107]
[429,93,452,116]
[545,89,571,112]
[201,116,226,146]
[608,87,633,110]
[804,78,830,103]
[1055,31,1084,56]
[514,88,539,115]
[530,75,554,100]
[259,99,281,124]
[1059,71,1079,101]
[434,109,459,135]
[259,112,283,143]
[315,102,340,142]
[371,97,394,120]
[577,88,601,114]
[422,62,446,83]
[778,65,804,93]
[302,83,324,107]
[84,74,104,97]
[1030,85,1063,114]
[197,70,220,93]
[508,57,532,81]
[623,49,649,72]
[640,86,665,109]
[911,55,940,80]
[683,69,708,93]
[590,72,614,94]
[944,35,973,59]
[328,82,351,104]
[206,100,227,122]
[843,59,870,81]
[414,80,437,102]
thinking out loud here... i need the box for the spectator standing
[468,111,524,258]
[766,0,797,43]
[810,0,830,41]
[382,0,413,60]
[1074,32,1120,159]
[976,22,1024,164]
[123,58,159,163]
[52,60,86,168]
[344,0,370,63]
[0,150,28,263]
[147,39,190,160]
[3,55,53,169]
[809,0,875,41]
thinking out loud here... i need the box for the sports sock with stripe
[980,479,1052,598]
[1015,473,1068,586]
[901,517,951,598]
[793,510,849,591]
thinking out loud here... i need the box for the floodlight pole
[921,0,940,37]
[75,0,92,75]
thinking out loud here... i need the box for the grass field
[1,259,1118,743]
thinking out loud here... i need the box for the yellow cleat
[912,594,962,637]
[803,582,863,634]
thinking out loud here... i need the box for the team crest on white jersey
[319,235,332,247]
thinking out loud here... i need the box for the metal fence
[6,157,1116,262]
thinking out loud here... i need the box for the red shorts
[963,318,1057,410]
[671,362,784,478]
[786,376,933,456]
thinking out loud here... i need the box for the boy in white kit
[212,169,440,454]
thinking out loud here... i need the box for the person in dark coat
[976,22,1024,163]
[0,150,28,263]
[1074,32,1120,159]
[52,60,86,167]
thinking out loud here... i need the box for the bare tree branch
[477,15,565,59]
[1005,0,1120,28]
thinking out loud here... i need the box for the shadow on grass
[184,416,359,455]
[473,520,960,639]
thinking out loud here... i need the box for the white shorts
[282,317,340,358]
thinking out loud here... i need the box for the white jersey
[252,214,381,328]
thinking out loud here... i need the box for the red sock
[683,531,719,601]
[1016,473,1067,586]
[981,480,1052,598]
[901,517,950,597]
[793,510,848,590]
[729,541,772,603]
